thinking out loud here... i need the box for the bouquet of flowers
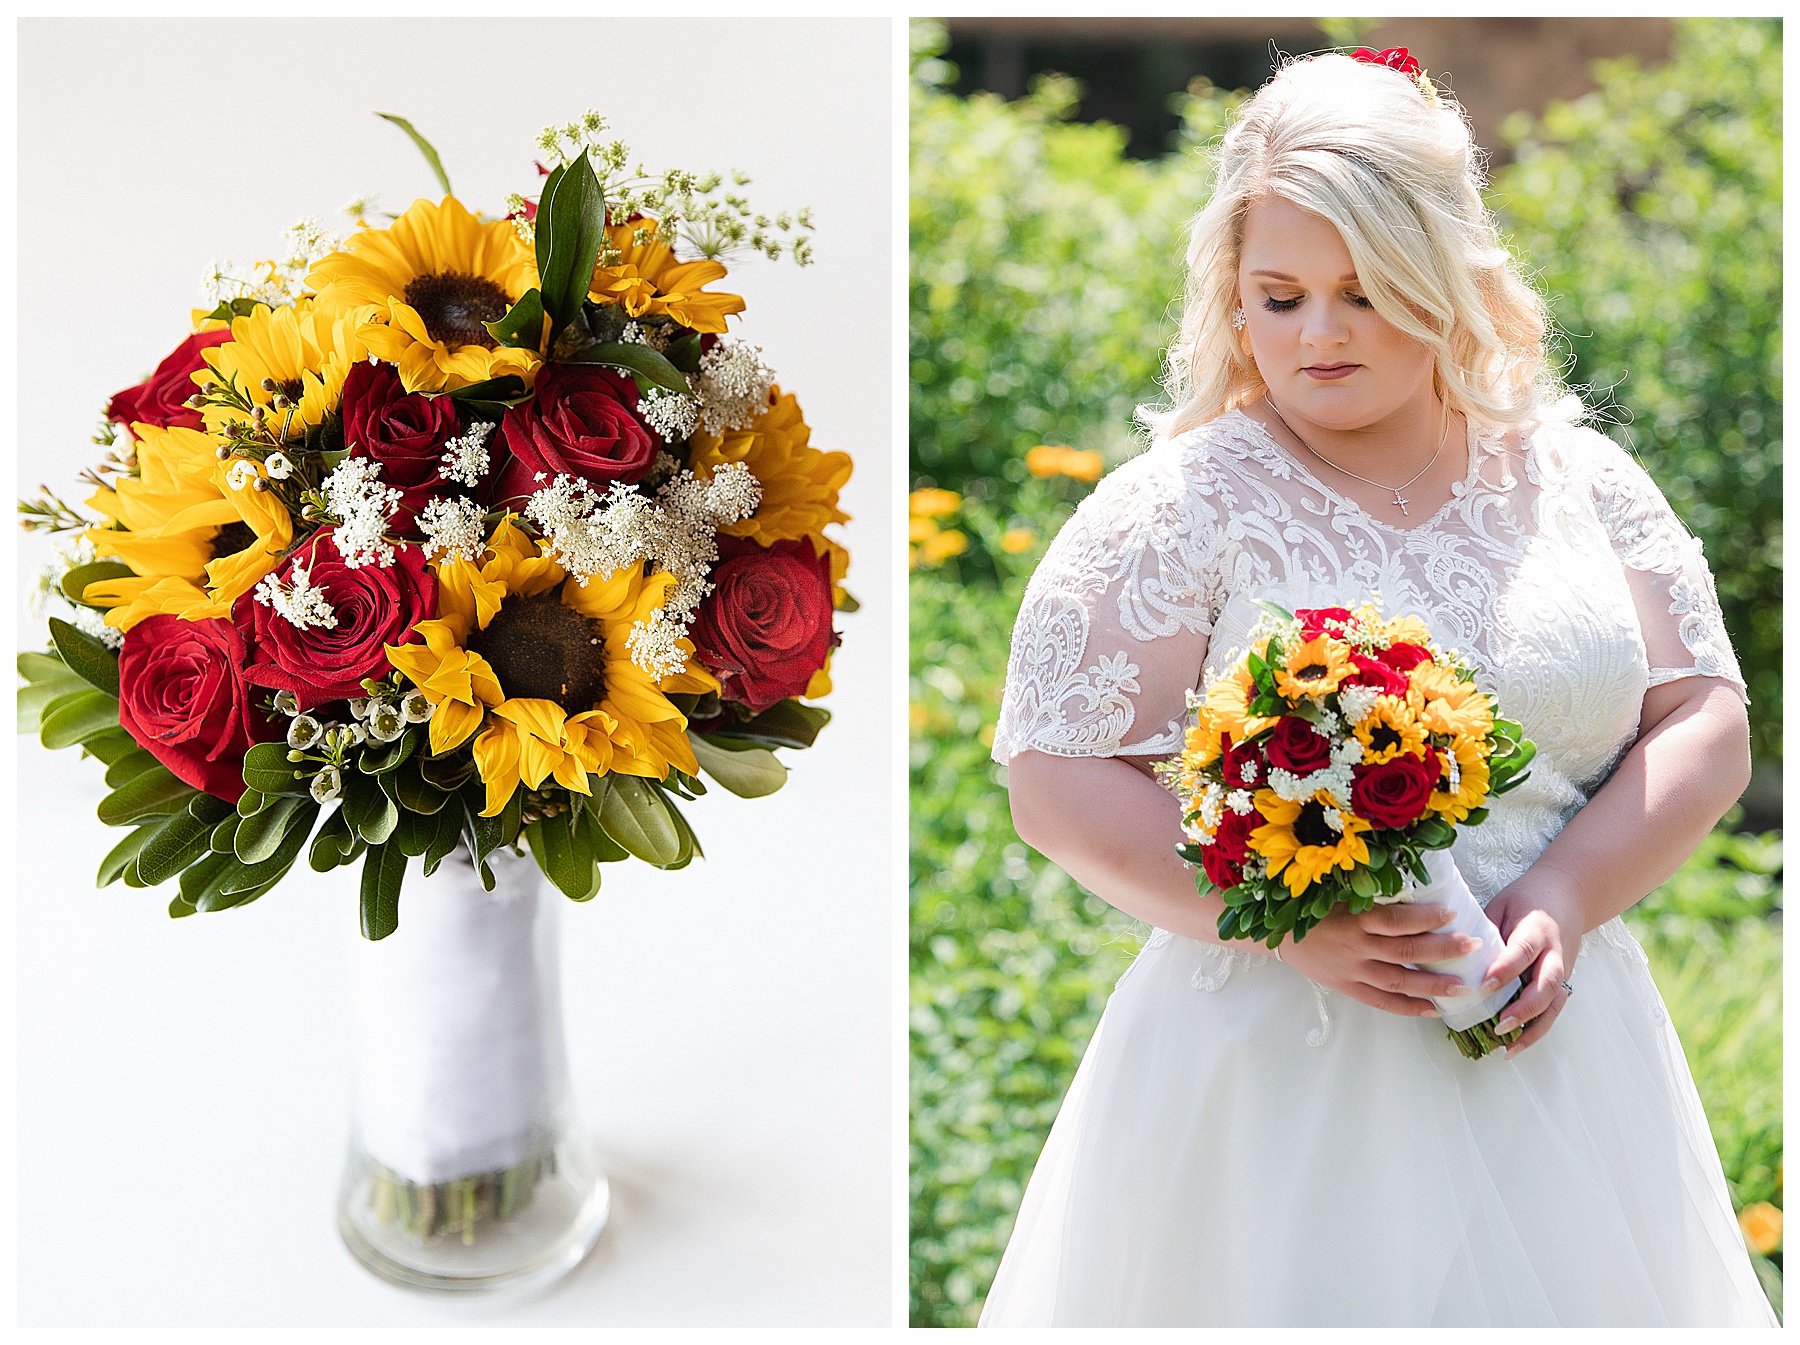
[1163,600,1535,1058]
[20,112,851,941]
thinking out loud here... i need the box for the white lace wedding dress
[983,409,1776,1327]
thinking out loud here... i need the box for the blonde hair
[1144,52,1572,439]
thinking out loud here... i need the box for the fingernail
[1495,1017,1518,1034]
[1422,1008,1442,1018]
[1480,978,1500,994]
[1458,937,1481,954]
[1435,910,1455,928]
[1443,985,1472,996]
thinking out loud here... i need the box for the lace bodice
[993,410,1745,905]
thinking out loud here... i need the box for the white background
[14,16,897,1328]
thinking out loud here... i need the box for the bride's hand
[1275,902,1483,1017]
[1478,868,1583,1056]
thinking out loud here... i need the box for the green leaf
[179,849,250,913]
[81,726,139,765]
[376,112,452,196]
[198,297,263,325]
[309,806,361,873]
[421,805,464,877]
[663,331,703,373]
[535,149,606,333]
[97,766,196,826]
[210,811,242,855]
[59,560,136,607]
[711,699,833,751]
[525,814,600,901]
[136,794,233,887]
[835,590,861,614]
[578,802,630,863]
[358,732,417,775]
[393,804,437,858]
[19,680,76,733]
[597,775,682,865]
[1350,866,1377,899]
[243,741,310,795]
[394,759,451,815]
[460,782,521,890]
[689,731,788,798]
[342,772,398,845]
[444,374,529,405]
[40,688,119,750]
[103,747,160,790]
[220,801,318,895]
[19,651,71,683]
[236,788,269,818]
[359,841,408,940]
[47,617,120,696]
[659,795,702,871]
[234,793,308,865]
[98,825,158,888]
[420,750,477,791]
[484,287,548,353]
[565,341,691,395]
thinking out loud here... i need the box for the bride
[983,50,1775,1327]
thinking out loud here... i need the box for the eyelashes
[1260,293,1375,313]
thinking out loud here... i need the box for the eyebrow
[1250,270,1360,283]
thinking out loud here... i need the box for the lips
[1303,363,1359,380]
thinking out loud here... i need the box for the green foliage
[1493,17,1782,756]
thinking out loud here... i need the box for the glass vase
[335,844,610,1293]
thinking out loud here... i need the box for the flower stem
[1444,989,1525,1059]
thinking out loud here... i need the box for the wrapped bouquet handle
[1401,848,1522,1051]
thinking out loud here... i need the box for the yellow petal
[472,723,521,817]
[430,698,485,755]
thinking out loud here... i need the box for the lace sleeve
[991,441,1233,765]
[1580,429,1748,701]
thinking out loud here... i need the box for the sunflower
[588,217,745,333]
[1408,661,1495,741]
[1196,661,1282,748]
[1380,613,1436,649]
[83,424,292,631]
[307,196,540,393]
[386,517,718,816]
[197,299,370,441]
[1352,695,1429,764]
[1427,735,1491,824]
[1274,634,1356,701]
[1249,789,1373,898]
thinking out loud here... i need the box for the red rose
[118,614,276,802]
[1295,606,1353,640]
[1351,46,1422,78]
[107,329,234,433]
[690,536,837,714]
[341,361,465,535]
[1265,715,1332,775]
[493,363,658,503]
[1343,652,1410,697]
[234,530,436,710]
[1377,642,1431,673]
[1350,749,1440,830]
[1200,844,1243,892]
[1212,807,1257,864]
[1220,735,1264,789]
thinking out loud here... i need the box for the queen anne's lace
[994,411,1746,923]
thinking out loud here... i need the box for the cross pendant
[1393,491,1410,516]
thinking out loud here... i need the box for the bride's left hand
[1478,866,1586,1057]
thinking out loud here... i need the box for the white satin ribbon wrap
[1400,847,1520,1032]
[347,848,562,1185]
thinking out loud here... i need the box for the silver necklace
[1262,396,1448,517]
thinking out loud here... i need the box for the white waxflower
[264,452,294,481]
[311,768,342,804]
[347,697,372,721]
[272,690,300,717]
[417,496,489,565]
[287,715,323,750]
[696,338,776,435]
[321,457,401,568]
[253,560,339,631]
[367,703,405,743]
[437,422,494,487]
[400,689,435,723]
[637,387,701,443]
[226,459,259,491]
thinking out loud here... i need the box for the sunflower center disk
[1295,663,1329,681]
[467,589,608,715]
[212,521,257,556]
[1370,726,1400,753]
[403,272,512,351]
[1295,801,1339,848]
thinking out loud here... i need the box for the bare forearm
[1525,679,1750,934]
[1006,750,1228,944]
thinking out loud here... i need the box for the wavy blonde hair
[1144,53,1572,440]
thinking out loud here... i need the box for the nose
[1299,299,1351,352]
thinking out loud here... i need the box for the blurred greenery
[910,16,1782,1327]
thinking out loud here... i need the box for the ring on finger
[1559,978,1574,996]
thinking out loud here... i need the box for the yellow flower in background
[83,424,292,630]
[1409,661,1495,741]
[307,196,540,392]
[387,516,716,816]
[1026,444,1103,483]
[1353,695,1428,764]
[908,488,961,518]
[1274,635,1355,701]
[1427,734,1491,824]
[916,528,969,568]
[197,299,369,441]
[1249,789,1372,898]
[1740,1202,1782,1256]
[691,389,851,553]
[588,217,745,333]
[1000,527,1037,554]
[1382,613,1436,649]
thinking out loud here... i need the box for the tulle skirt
[979,920,1776,1327]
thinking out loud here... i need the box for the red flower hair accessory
[1349,46,1441,107]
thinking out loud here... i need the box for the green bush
[1493,18,1783,756]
